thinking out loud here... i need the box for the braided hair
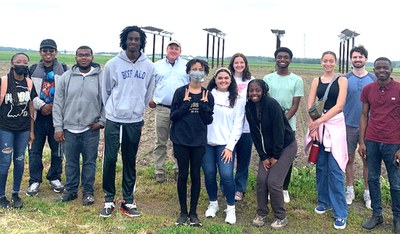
[7,53,30,104]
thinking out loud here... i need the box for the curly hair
[185,58,210,75]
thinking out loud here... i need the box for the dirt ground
[0,61,366,177]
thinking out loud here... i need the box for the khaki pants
[153,105,177,174]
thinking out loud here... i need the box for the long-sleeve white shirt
[207,88,245,151]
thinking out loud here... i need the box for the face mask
[189,70,205,83]
[14,65,29,76]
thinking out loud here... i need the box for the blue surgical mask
[189,70,205,83]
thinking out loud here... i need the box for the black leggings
[173,143,205,215]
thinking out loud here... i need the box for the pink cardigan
[305,112,348,172]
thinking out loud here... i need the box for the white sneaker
[205,202,219,218]
[26,182,40,196]
[49,179,64,193]
[345,191,355,205]
[283,190,290,203]
[271,217,288,229]
[364,193,372,210]
[225,205,236,224]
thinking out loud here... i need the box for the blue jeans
[316,145,348,219]
[365,140,400,218]
[202,145,235,206]
[0,129,29,197]
[28,115,62,184]
[63,129,99,195]
[234,133,253,193]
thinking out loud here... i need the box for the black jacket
[245,95,295,161]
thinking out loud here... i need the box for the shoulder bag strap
[321,75,339,101]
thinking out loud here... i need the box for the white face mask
[189,70,205,83]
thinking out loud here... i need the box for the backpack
[0,76,33,106]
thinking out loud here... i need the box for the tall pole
[221,38,225,67]
[216,37,221,67]
[205,33,210,61]
[338,41,342,73]
[346,38,350,72]
[211,35,215,69]
[276,36,281,49]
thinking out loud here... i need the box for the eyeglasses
[41,48,55,53]
[76,53,92,58]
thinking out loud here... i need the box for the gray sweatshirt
[102,51,155,123]
[52,63,104,132]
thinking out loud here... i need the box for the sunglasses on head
[41,48,55,53]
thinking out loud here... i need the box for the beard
[352,63,364,69]
[78,63,92,71]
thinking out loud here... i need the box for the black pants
[173,143,205,215]
[29,114,62,184]
[102,120,143,204]
[283,164,293,190]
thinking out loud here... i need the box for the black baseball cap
[40,39,57,50]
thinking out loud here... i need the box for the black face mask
[14,65,29,76]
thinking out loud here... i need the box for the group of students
[0,25,399,233]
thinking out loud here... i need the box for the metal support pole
[338,41,342,73]
[217,37,221,67]
[221,38,225,67]
[211,35,216,69]
[346,38,350,72]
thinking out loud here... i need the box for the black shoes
[175,213,202,226]
[82,194,95,206]
[99,202,115,218]
[189,213,202,227]
[120,200,141,217]
[362,215,383,230]
[11,193,23,209]
[0,196,11,209]
[175,213,189,226]
[60,191,78,202]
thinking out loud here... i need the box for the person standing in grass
[53,46,104,206]
[358,57,400,233]
[100,25,155,218]
[263,47,304,204]
[27,39,67,197]
[149,40,188,183]
[343,45,375,209]
[0,53,36,209]
[228,53,254,202]
[305,51,348,230]
[246,79,297,230]
[170,59,214,226]
[202,67,245,225]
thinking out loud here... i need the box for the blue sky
[1,0,398,61]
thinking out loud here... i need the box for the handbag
[308,75,339,120]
